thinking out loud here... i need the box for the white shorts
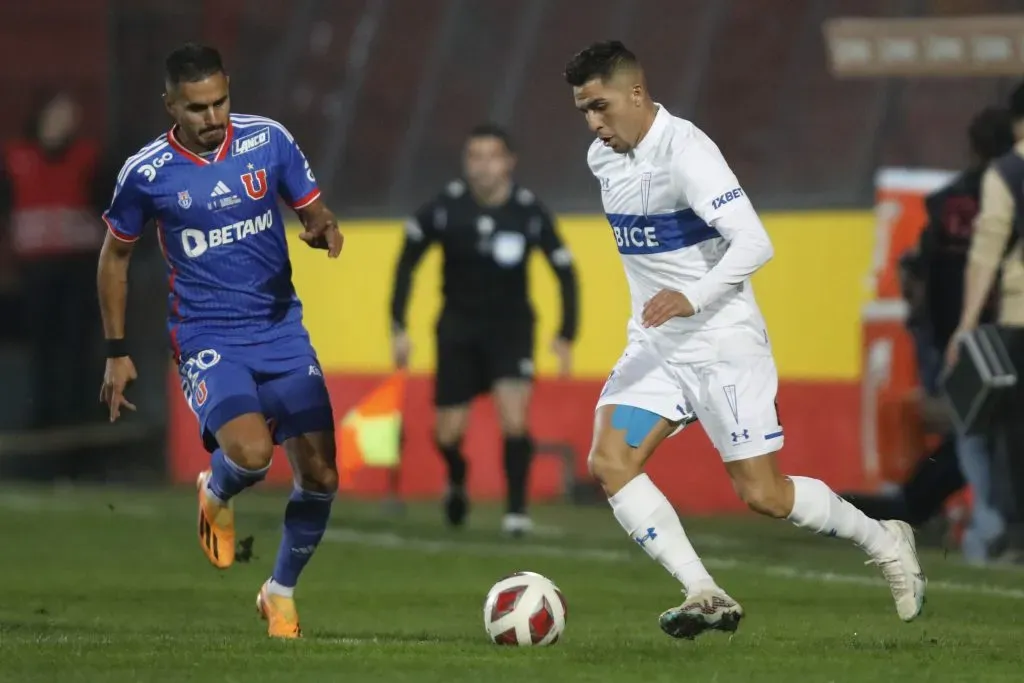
[596,332,784,462]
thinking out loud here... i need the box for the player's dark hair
[165,43,226,87]
[563,40,639,86]
[968,106,1014,162]
[468,123,515,153]
[1010,80,1024,122]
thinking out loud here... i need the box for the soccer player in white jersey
[564,41,925,639]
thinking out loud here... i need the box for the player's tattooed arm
[296,198,343,258]
[97,233,138,422]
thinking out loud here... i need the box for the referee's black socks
[438,443,467,487]
[437,442,468,527]
[504,435,534,514]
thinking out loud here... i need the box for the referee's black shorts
[434,310,534,408]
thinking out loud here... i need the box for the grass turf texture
[0,486,1021,683]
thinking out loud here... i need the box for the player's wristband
[105,338,129,358]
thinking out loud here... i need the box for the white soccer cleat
[658,586,743,639]
[869,520,926,622]
[501,513,534,538]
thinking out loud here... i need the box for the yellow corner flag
[338,371,406,486]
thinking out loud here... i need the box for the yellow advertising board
[290,211,875,381]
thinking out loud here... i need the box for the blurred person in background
[923,106,1012,563]
[389,124,579,537]
[928,107,1013,388]
[951,81,1024,554]
[0,91,108,429]
[846,106,1014,563]
[951,83,1024,359]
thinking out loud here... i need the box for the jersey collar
[167,122,234,166]
[629,103,669,163]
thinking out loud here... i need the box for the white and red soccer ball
[483,571,567,646]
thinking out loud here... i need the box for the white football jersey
[587,104,774,362]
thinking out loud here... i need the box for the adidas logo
[210,181,232,197]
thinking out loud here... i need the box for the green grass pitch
[0,486,1021,682]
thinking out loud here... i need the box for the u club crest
[177,190,192,209]
[240,168,268,200]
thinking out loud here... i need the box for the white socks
[609,474,716,592]
[267,579,294,598]
[609,473,897,594]
[787,475,896,560]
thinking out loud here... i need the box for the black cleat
[444,485,468,527]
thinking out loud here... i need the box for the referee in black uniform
[390,124,579,535]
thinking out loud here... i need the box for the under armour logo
[634,527,657,548]
[730,429,750,443]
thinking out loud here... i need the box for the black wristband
[106,338,129,358]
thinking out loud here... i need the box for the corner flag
[338,371,406,486]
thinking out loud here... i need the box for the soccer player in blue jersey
[97,44,342,638]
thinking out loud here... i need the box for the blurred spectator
[846,106,1015,563]
[955,82,1024,553]
[926,107,1014,362]
[920,105,1014,563]
[956,84,1024,339]
[0,91,110,428]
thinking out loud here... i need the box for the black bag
[942,324,1018,436]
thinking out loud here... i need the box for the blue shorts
[177,334,335,453]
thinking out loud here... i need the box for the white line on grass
[3,492,1021,601]
[324,527,1024,601]
[0,491,742,548]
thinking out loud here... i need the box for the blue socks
[206,448,269,503]
[271,487,335,589]
[207,449,333,592]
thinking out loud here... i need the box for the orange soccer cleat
[196,469,235,569]
[256,581,302,639]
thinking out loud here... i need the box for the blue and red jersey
[102,113,320,356]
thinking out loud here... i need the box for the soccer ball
[483,571,567,646]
